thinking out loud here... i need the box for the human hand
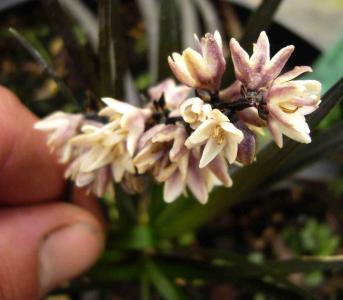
[0,86,105,300]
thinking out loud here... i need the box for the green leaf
[115,185,138,226]
[153,256,315,300]
[272,120,343,185]
[98,0,126,97]
[156,0,181,82]
[90,263,140,281]
[8,27,80,109]
[145,258,189,300]
[266,255,343,274]
[97,249,127,264]
[155,77,343,238]
[110,225,156,251]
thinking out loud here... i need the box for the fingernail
[39,223,104,295]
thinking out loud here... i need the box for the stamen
[280,104,300,113]
[212,125,226,145]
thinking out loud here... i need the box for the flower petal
[208,155,232,187]
[250,31,270,72]
[164,171,185,203]
[268,117,283,148]
[266,45,294,82]
[230,37,251,83]
[183,48,211,84]
[168,54,196,87]
[199,137,225,168]
[187,152,208,204]
[187,119,216,145]
[224,137,239,164]
[274,66,312,85]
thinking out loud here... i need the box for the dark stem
[212,98,256,111]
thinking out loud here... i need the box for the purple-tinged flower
[185,109,244,168]
[235,121,256,165]
[134,124,231,204]
[148,78,191,115]
[34,112,84,163]
[168,31,226,92]
[230,31,294,90]
[65,153,114,198]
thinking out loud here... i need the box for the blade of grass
[267,255,343,274]
[98,0,126,98]
[145,258,189,300]
[155,77,343,238]
[192,0,222,33]
[175,0,200,49]
[154,257,315,300]
[8,27,80,109]
[137,0,159,81]
[58,0,98,52]
[272,120,343,184]
[156,0,181,82]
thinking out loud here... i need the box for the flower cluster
[35,31,321,204]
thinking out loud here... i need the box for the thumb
[0,202,105,300]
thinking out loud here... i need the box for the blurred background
[1,0,343,299]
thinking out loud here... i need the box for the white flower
[180,97,212,129]
[69,122,136,182]
[99,97,151,156]
[34,111,84,163]
[186,109,244,168]
[65,151,114,198]
[168,31,226,92]
[266,67,321,147]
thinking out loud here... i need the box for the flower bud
[168,31,226,92]
[180,97,212,129]
[235,121,256,165]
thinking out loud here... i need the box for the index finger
[0,86,65,204]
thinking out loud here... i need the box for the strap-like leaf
[267,255,343,274]
[98,0,126,98]
[175,0,200,48]
[156,0,181,82]
[137,0,159,80]
[192,0,222,33]
[58,0,98,52]
[272,120,343,184]
[154,256,315,300]
[145,258,189,300]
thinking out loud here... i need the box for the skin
[0,86,105,300]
